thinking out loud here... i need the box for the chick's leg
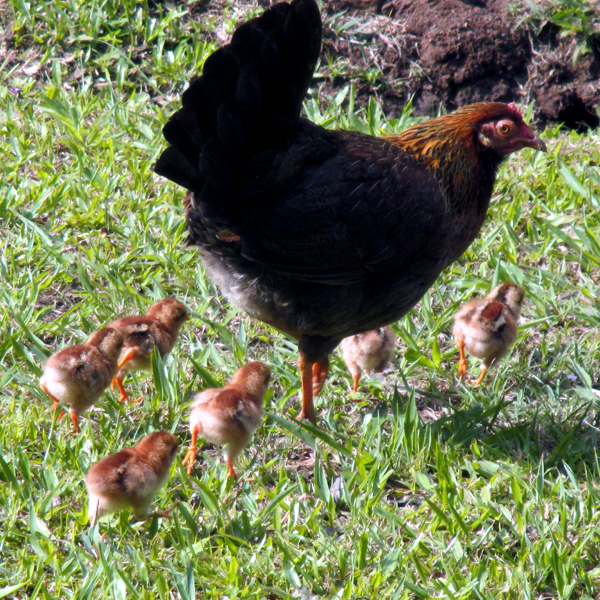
[142,501,180,521]
[182,425,199,475]
[472,363,489,387]
[112,348,140,403]
[226,459,238,480]
[41,382,66,421]
[457,338,468,380]
[70,408,81,434]
[312,357,329,396]
[298,353,316,424]
[111,375,129,403]
[352,372,361,394]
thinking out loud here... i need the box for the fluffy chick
[452,282,525,385]
[86,431,179,525]
[40,327,124,433]
[182,362,271,479]
[340,327,397,394]
[108,298,189,402]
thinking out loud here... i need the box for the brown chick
[452,282,525,385]
[182,362,271,479]
[154,0,546,424]
[340,326,397,394]
[108,298,189,402]
[86,431,179,525]
[40,327,124,433]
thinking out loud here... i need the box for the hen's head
[470,103,547,156]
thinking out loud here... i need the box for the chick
[86,431,179,525]
[108,298,189,402]
[183,362,271,479]
[40,327,124,433]
[452,282,525,385]
[340,327,397,394]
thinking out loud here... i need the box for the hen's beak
[523,135,547,152]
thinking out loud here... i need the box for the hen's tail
[155,0,322,229]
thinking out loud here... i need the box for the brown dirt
[319,0,600,131]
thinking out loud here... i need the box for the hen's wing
[239,126,450,285]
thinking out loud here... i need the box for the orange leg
[352,372,360,394]
[226,459,238,480]
[144,501,180,521]
[298,354,316,424]
[111,375,129,403]
[182,425,199,475]
[457,338,468,380]
[41,381,60,411]
[312,357,329,396]
[111,347,139,403]
[41,382,65,421]
[472,365,488,387]
[70,408,81,434]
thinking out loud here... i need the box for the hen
[155,0,546,423]
[453,282,525,385]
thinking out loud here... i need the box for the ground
[318,0,600,131]
[2,0,598,130]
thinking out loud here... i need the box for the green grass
[517,0,600,62]
[2,0,600,598]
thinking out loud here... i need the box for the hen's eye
[497,120,514,136]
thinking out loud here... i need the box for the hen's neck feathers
[385,104,508,213]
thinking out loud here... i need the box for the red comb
[507,102,522,117]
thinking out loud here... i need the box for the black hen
[155,0,545,423]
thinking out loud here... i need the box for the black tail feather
[155,0,322,232]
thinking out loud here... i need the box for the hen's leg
[111,348,138,403]
[142,501,180,521]
[312,357,329,396]
[298,353,316,424]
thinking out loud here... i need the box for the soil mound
[321,0,600,131]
